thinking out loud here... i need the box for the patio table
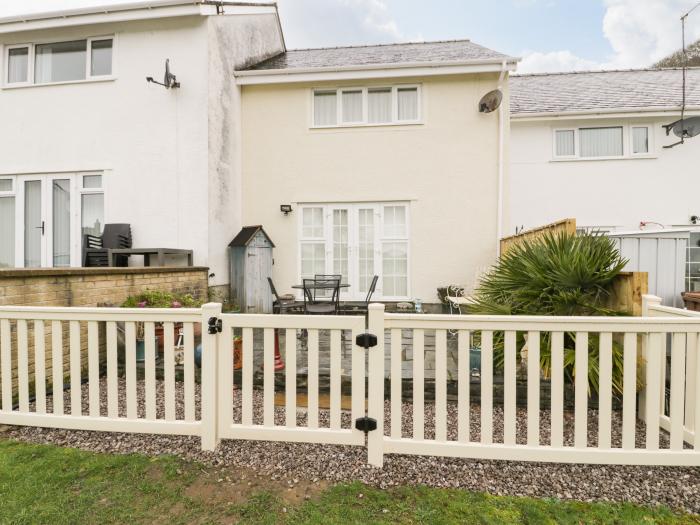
[107,248,194,267]
[291,283,350,290]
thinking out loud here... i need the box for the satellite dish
[669,116,700,139]
[146,58,180,89]
[478,89,503,113]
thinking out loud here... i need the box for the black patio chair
[268,277,303,314]
[303,278,340,315]
[339,275,379,317]
[83,223,132,267]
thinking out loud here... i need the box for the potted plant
[122,291,203,361]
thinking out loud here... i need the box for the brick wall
[0,267,208,399]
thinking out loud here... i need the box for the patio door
[299,203,409,301]
[16,175,75,268]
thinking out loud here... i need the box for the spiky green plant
[469,231,637,395]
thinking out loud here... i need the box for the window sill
[550,155,657,163]
[310,121,423,130]
[1,76,116,90]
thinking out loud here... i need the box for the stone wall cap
[0,267,209,278]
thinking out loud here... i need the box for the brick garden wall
[0,267,209,398]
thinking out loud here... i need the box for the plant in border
[469,231,639,395]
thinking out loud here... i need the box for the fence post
[201,302,222,451]
[367,303,385,467]
[639,295,662,423]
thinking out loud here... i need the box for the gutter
[511,105,700,121]
[236,57,519,78]
[496,60,507,257]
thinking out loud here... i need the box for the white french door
[16,175,77,268]
[299,202,410,301]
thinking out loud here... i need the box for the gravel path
[4,379,700,514]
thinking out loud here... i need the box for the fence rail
[1,295,699,468]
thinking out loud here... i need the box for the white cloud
[518,50,601,74]
[518,0,700,74]
[276,0,404,48]
[601,0,700,68]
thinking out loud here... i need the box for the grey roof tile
[245,39,514,71]
[510,68,700,115]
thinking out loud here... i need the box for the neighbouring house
[0,0,285,299]
[237,41,517,303]
[0,0,519,306]
[509,68,700,234]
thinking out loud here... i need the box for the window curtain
[341,91,363,123]
[35,41,86,84]
[52,180,71,267]
[0,197,15,268]
[579,127,623,157]
[368,89,392,123]
[555,130,575,156]
[314,92,337,126]
[7,48,28,83]
[397,88,418,121]
[632,127,649,154]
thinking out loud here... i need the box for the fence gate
[210,310,368,448]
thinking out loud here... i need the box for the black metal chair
[303,278,340,315]
[268,277,303,314]
[83,223,132,267]
[339,275,379,316]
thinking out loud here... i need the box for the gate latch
[208,317,222,334]
[355,417,377,433]
[355,332,378,349]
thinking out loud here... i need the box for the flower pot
[136,337,159,362]
[233,338,243,370]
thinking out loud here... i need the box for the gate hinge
[355,332,378,349]
[355,417,377,433]
[207,317,222,334]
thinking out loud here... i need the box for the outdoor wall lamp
[280,204,293,216]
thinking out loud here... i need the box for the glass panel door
[331,208,349,285]
[357,207,376,296]
[23,180,43,268]
[52,179,71,267]
[0,196,15,268]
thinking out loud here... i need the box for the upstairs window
[4,37,113,87]
[553,124,652,160]
[312,85,421,127]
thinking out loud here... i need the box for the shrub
[121,290,202,309]
[469,231,637,395]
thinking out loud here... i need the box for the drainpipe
[496,60,507,257]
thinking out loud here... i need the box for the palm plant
[469,231,638,395]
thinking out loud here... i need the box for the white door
[300,203,409,301]
[16,175,76,268]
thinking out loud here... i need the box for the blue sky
[1,0,699,72]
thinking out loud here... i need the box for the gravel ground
[5,379,700,514]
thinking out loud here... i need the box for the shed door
[245,246,273,313]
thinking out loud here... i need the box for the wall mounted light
[280,204,293,216]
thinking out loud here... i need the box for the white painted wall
[241,73,508,303]
[509,114,700,234]
[0,11,283,291]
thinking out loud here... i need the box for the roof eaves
[511,105,700,119]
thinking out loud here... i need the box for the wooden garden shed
[229,226,275,313]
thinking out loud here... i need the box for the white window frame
[311,84,422,129]
[0,172,104,268]
[2,35,116,89]
[552,123,655,161]
[3,43,33,87]
[629,124,653,157]
[297,202,411,301]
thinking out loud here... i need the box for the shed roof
[510,68,700,116]
[228,226,275,247]
[244,39,516,71]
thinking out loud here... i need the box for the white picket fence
[0,296,699,468]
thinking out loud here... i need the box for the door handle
[35,221,45,236]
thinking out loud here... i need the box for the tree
[654,39,700,68]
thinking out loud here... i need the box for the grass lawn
[0,439,697,525]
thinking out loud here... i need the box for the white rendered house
[0,0,284,298]
[509,68,700,234]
